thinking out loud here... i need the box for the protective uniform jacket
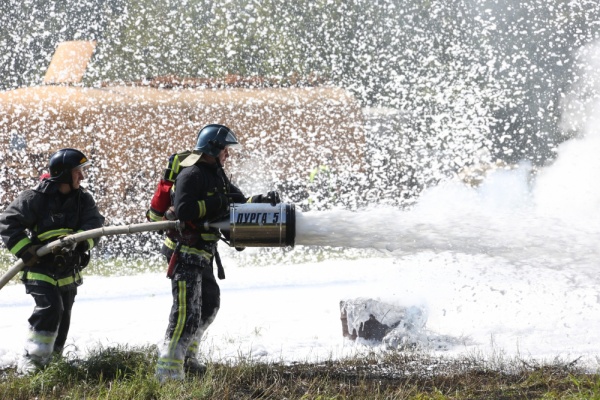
[0,179,105,289]
[161,160,246,264]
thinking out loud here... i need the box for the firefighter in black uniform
[0,148,105,374]
[155,124,280,381]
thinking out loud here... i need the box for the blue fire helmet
[193,124,240,158]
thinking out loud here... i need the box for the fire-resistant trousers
[156,259,220,379]
[26,283,77,355]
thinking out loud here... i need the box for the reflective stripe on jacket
[24,270,83,287]
[161,161,245,260]
[0,179,105,287]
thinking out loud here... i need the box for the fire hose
[0,202,296,292]
[0,220,184,291]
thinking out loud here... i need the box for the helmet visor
[78,159,91,168]
[223,130,240,149]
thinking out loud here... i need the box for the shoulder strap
[163,151,192,182]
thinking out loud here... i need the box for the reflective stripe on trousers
[157,268,202,378]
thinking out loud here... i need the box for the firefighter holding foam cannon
[149,124,293,382]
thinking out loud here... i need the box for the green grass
[1,346,599,399]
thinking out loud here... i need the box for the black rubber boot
[184,356,207,376]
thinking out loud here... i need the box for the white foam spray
[295,164,599,272]
[296,42,600,273]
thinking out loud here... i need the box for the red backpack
[146,151,191,222]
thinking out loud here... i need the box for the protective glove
[264,191,281,206]
[52,236,77,253]
[51,237,83,272]
[164,206,177,221]
[205,193,231,218]
[20,244,42,267]
[249,191,281,206]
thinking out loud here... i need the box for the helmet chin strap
[58,181,73,195]
[62,172,77,194]
[215,156,232,193]
[67,172,75,192]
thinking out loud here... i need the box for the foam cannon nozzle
[206,202,296,248]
